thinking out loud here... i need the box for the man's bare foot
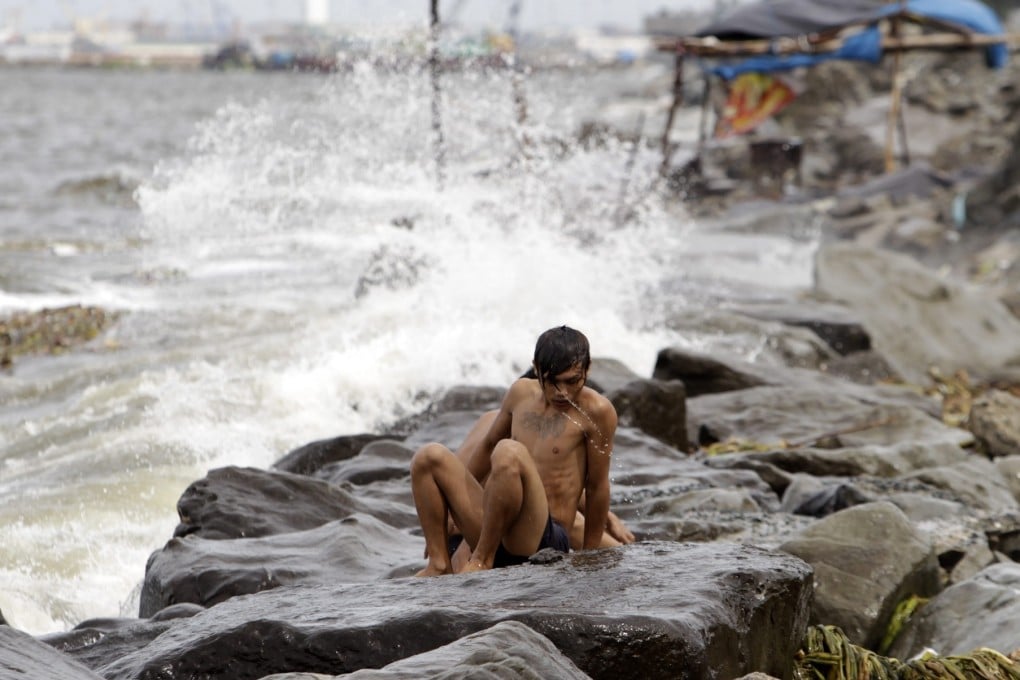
[456,558,491,574]
[415,563,453,577]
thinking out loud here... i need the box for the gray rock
[936,534,997,586]
[263,621,593,680]
[91,543,813,680]
[653,346,938,417]
[686,385,968,453]
[969,390,1020,459]
[1,625,106,680]
[708,440,970,480]
[588,357,644,395]
[173,466,417,541]
[608,379,689,452]
[403,409,490,451]
[141,515,422,617]
[901,457,1020,513]
[661,309,838,371]
[313,440,413,487]
[888,562,1020,659]
[780,477,875,517]
[995,455,1020,502]
[274,434,393,476]
[885,492,967,525]
[818,350,901,385]
[780,501,942,650]
[814,243,1020,385]
[42,617,177,674]
[653,347,769,396]
[730,300,872,356]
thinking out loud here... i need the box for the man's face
[538,363,586,410]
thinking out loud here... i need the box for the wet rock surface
[260,621,593,680]
[79,543,813,680]
[1,625,105,680]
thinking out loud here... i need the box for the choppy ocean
[0,60,818,634]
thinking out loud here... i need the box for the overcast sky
[1,1,715,32]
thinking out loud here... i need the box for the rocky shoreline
[4,54,1020,680]
[2,228,1020,678]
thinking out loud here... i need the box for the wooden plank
[654,31,1020,57]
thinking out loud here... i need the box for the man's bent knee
[410,442,451,476]
[490,439,528,473]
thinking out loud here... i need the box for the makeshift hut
[653,0,1019,189]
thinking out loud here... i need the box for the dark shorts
[448,515,570,568]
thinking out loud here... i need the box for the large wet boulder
[653,347,770,396]
[731,300,872,356]
[708,440,969,480]
[814,243,1020,385]
[1,625,105,680]
[607,378,689,452]
[273,434,393,476]
[41,607,202,673]
[888,562,1020,659]
[84,542,813,680]
[140,515,422,617]
[261,621,592,680]
[686,384,967,452]
[779,501,941,650]
[311,440,414,487]
[173,466,417,540]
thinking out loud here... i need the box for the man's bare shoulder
[579,386,617,420]
[505,377,540,406]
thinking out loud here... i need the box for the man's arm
[464,380,520,482]
[581,398,617,550]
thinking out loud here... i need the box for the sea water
[0,60,817,634]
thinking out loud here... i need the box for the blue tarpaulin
[699,0,1007,79]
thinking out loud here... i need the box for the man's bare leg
[460,439,549,573]
[410,442,484,576]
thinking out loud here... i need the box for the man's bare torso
[509,379,594,529]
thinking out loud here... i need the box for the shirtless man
[410,326,620,575]
[451,409,633,561]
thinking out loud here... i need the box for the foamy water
[0,61,817,634]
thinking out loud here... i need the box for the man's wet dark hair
[533,326,590,384]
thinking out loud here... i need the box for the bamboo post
[506,0,527,127]
[884,6,906,172]
[429,0,446,190]
[658,47,685,176]
[697,75,712,155]
[897,81,911,167]
[616,112,646,226]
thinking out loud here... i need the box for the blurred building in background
[0,1,667,70]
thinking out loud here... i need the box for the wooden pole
[658,47,685,176]
[616,113,646,226]
[884,11,905,172]
[697,75,712,155]
[897,78,911,167]
[653,31,1020,58]
[506,0,527,127]
[429,0,446,190]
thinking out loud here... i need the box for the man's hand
[606,511,635,544]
